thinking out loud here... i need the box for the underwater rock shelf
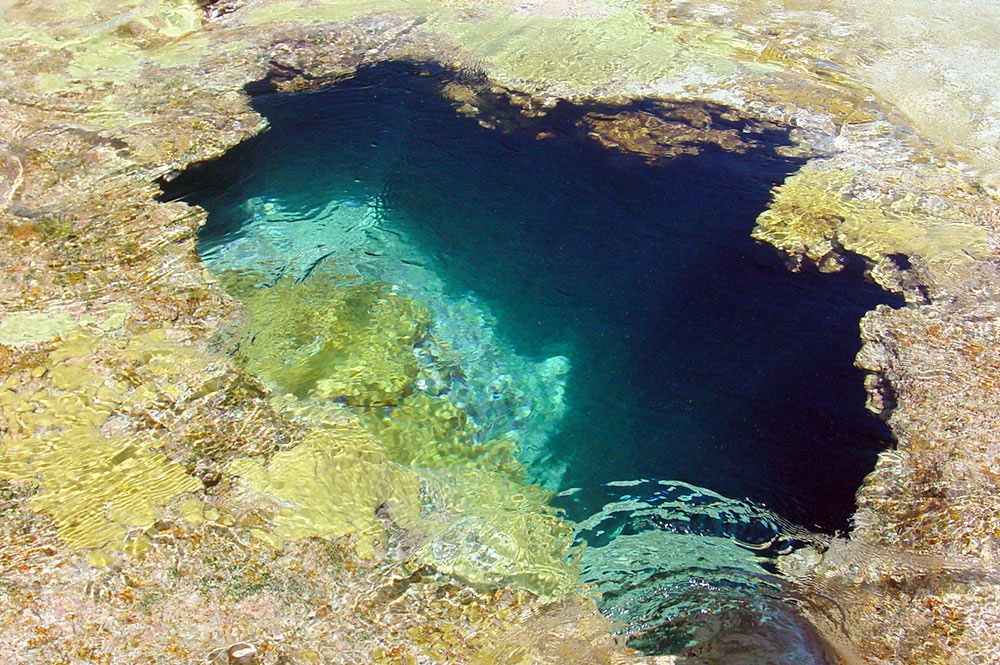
[1,1,1000,664]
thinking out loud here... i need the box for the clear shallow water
[561,479,835,662]
[162,61,901,660]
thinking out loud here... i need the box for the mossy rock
[227,420,423,559]
[221,266,430,406]
[359,393,522,477]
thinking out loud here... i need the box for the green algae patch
[0,0,201,45]
[414,465,580,599]
[753,164,992,268]
[123,328,211,379]
[0,411,200,550]
[209,264,580,596]
[178,497,208,526]
[226,394,579,597]
[0,301,127,350]
[232,1,754,92]
[239,0,413,26]
[227,420,423,558]
[0,311,80,348]
[0,0,203,124]
[66,36,144,80]
[34,72,73,94]
[360,393,522,475]
[225,419,580,596]
[0,329,219,550]
[147,34,214,68]
[355,391,582,596]
[437,8,747,91]
[222,268,429,406]
[98,302,131,332]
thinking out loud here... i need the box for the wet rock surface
[0,0,998,663]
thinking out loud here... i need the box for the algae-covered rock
[0,423,200,549]
[435,6,748,92]
[359,393,522,475]
[211,263,578,591]
[354,391,580,595]
[222,267,430,406]
[753,163,991,269]
[234,394,578,597]
[227,420,423,558]
[0,330,218,550]
[0,310,80,347]
[1,0,998,658]
[581,102,760,162]
[414,466,580,599]
[123,327,210,377]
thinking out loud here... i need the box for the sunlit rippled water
[163,61,902,661]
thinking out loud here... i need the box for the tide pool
[162,61,901,661]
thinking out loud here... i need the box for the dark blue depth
[165,62,902,533]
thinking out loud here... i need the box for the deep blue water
[161,61,908,660]
[165,62,900,534]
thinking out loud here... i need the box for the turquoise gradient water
[162,61,902,661]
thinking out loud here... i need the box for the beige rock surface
[0,0,998,663]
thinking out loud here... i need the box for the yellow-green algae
[413,465,579,597]
[239,0,434,26]
[0,303,131,348]
[0,0,204,126]
[0,311,81,348]
[0,424,199,549]
[228,419,423,559]
[359,394,579,594]
[216,268,579,596]
[236,0,759,91]
[123,327,215,379]
[0,330,203,549]
[438,8,746,90]
[221,267,429,406]
[0,320,255,552]
[360,393,521,474]
[225,396,579,596]
[753,164,992,268]
[0,0,201,47]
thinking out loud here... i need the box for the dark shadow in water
[162,61,903,533]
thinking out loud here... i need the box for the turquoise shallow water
[163,61,902,661]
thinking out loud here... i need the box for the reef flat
[1,1,999,663]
